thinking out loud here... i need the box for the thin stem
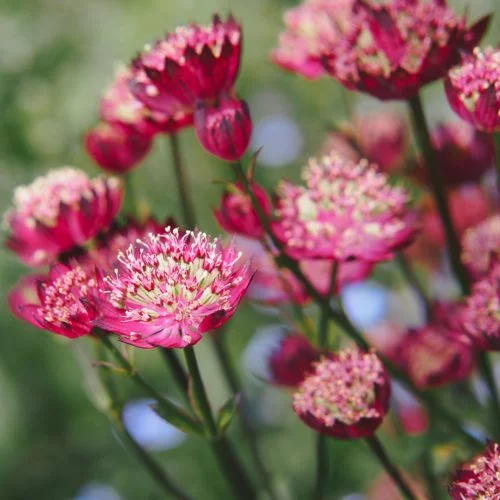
[184,347,257,500]
[169,134,196,228]
[421,450,443,500]
[494,132,500,192]
[122,171,139,218]
[160,348,189,396]
[318,263,338,349]
[407,94,470,296]
[313,435,328,500]
[478,351,500,438]
[365,435,418,500]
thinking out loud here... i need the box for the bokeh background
[0,0,498,498]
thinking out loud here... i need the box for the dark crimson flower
[8,263,99,338]
[449,442,500,499]
[268,334,319,387]
[321,0,490,100]
[94,227,252,349]
[194,94,251,161]
[271,0,355,79]
[292,349,390,438]
[214,181,271,238]
[4,167,123,267]
[85,122,153,174]
[131,14,242,108]
[272,153,416,262]
[446,47,500,133]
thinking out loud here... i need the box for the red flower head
[194,94,252,161]
[214,181,271,239]
[462,263,500,351]
[271,0,355,79]
[268,334,319,387]
[273,153,416,262]
[462,215,500,280]
[4,167,123,267]
[321,0,490,100]
[449,442,500,499]
[292,349,390,438]
[446,47,500,133]
[131,15,242,108]
[100,65,192,136]
[8,262,99,338]
[94,227,252,349]
[85,122,152,174]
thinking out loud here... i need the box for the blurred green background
[0,0,498,498]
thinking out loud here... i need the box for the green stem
[313,435,328,500]
[160,348,189,397]
[407,94,470,296]
[184,347,257,500]
[478,351,500,438]
[169,134,196,228]
[421,450,443,500]
[366,436,418,500]
[494,132,500,192]
[318,263,338,349]
[123,171,139,218]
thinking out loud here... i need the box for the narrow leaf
[216,394,241,435]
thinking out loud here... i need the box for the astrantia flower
[271,0,355,79]
[268,334,318,387]
[445,47,500,133]
[292,349,390,438]
[94,228,252,349]
[449,442,500,499]
[8,263,98,338]
[132,14,241,108]
[273,153,416,262]
[4,167,123,267]
[85,122,153,174]
[462,215,500,280]
[321,0,490,100]
[214,181,271,239]
[462,264,500,351]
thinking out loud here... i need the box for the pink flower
[272,153,416,262]
[214,181,271,239]
[449,442,500,499]
[268,334,319,387]
[4,167,123,267]
[94,227,252,349]
[462,215,500,280]
[131,14,242,108]
[445,47,500,133]
[292,349,390,438]
[271,0,355,79]
[8,263,99,338]
[462,263,500,351]
[321,0,490,100]
[85,122,152,174]
[194,94,252,161]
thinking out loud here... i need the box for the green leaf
[247,149,261,180]
[216,394,241,435]
[151,401,205,436]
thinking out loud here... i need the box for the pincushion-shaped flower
[214,181,271,239]
[268,334,319,387]
[8,263,99,338]
[132,14,241,108]
[449,442,500,499]
[85,122,153,174]
[462,215,500,280]
[271,0,355,79]
[4,167,123,267]
[321,0,489,100]
[292,349,390,438]
[446,47,500,133]
[273,153,416,262]
[94,228,252,349]
[462,264,500,351]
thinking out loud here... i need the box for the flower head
[8,263,99,338]
[268,334,319,387]
[449,442,500,499]
[292,349,390,438]
[446,47,500,133]
[4,167,123,267]
[95,227,252,349]
[273,153,416,262]
[322,0,489,100]
[132,14,242,108]
[85,122,152,174]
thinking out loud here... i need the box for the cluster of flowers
[5,0,500,497]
